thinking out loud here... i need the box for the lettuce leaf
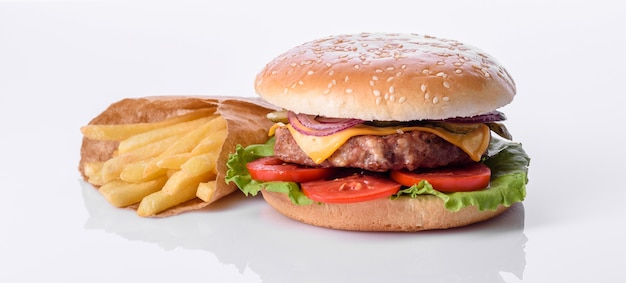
[393,137,529,211]
[226,136,530,211]
[225,137,313,205]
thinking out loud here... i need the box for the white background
[1,1,624,282]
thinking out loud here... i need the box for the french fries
[196,181,217,202]
[80,108,215,141]
[99,177,168,207]
[82,108,228,216]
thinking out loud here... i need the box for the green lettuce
[225,137,313,205]
[226,136,530,211]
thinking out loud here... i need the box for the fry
[119,159,167,183]
[136,188,196,217]
[196,181,217,202]
[87,172,107,187]
[80,108,215,141]
[153,129,227,170]
[142,119,226,175]
[161,169,215,195]
[191,129,227,154]
[160,116,226,156]
[153,154,190,170]
[180,153,217,177]
[83,161,103,178]
[99,176,168,207]
[136,171,213,216]
[117,115,217,154]
[100,134,182,183]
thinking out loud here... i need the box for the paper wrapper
[79,96,277,217]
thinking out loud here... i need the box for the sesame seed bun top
[254,32,516,121]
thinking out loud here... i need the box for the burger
[226,32,530,232]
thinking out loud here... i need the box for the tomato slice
[246,157,336,183]
[390,163,491,193]
[301,173,401,203]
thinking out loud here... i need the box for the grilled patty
[273,127,477,172]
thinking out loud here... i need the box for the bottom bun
[260,189,509,232]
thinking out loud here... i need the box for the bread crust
[261,189,508,232]
[255,33,515,121]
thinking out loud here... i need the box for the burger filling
[225,110,529,211]
[274,127,476,172]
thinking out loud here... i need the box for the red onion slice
[287,111,363,136]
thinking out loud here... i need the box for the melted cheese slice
[273,123,491,164]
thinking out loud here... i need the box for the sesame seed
[433,97,439,104]
[327,82,333,88]
[325,63,332,67]
[271,71,278,75]
[425,92,430,99]
[442,96,450,102]
[401,64,407,70]
[283,88,289,94]
[420,84,427,93]
[484,71,491,78]
[386,66,395,71]
[369,80,375,86]
[455,69,462,74]
[375,69,383,73]
[290,63,297,67]
[376,97,383,105]
[398,96,407,103]
[354,64,361,70]
[328,70,335,76]
[373,89,381,97]
[345,88,354,93]
[443,81,450,88]
[389,95,395,102]
[324,89,331,94]
[387,77,394,82]
[307,70,315,75]
[372,75,379,81]
[396,72,402,77]
[298,80,304,85]
[344,76,350,82]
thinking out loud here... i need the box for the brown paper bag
[79,96,277,217]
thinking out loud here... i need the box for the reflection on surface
[81,180,526,283]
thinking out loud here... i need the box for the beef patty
[273,127,477,172]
